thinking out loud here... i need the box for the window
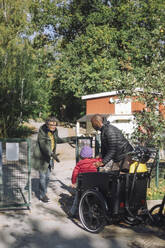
[115,99,131,115]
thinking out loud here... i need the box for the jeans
[70,190,79,216]
[39,167,51,199]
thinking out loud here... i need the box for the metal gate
[0,138,31,210]
[75,137,93,163]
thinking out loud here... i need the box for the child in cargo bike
[69,145,102,217]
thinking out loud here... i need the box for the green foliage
[0,0,51,137]
[126,58,165,147]
[7,124,36,138]
[0,0,165,143]
[147,178,165,200]
[49,0,165,145]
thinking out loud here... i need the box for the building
[76,90,165,138]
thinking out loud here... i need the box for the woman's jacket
[31,124,68,172]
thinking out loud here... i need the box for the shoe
[40,195,50,203]
[68,211,75,218]
[68,211,78,218]
[45,195,50,201]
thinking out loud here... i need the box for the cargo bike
[75,146,158,233]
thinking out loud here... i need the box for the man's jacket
[101,121,133,165]
[31,124,68,172]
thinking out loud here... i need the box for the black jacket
[101,121,133,165]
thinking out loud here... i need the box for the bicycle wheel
[79,190,107,233]
[149,204,165,226]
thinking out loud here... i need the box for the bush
[7,125,36,138]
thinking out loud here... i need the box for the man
[32,116,70,202]
[91,114,133,171]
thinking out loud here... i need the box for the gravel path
[0,122,164,248]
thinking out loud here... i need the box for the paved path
[0,123,165,248]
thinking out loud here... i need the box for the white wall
[107,114,136,137]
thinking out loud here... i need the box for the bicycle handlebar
[128,146,157,156]
[126,146,158,163]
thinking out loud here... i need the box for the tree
[126,58,165,147]
[50,0,165,146]
[1,0,164,146]
[51,0,165,93]
[0,0,51,137]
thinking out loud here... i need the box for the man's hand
[94,161,104,168]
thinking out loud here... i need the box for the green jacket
[31,124,68,172]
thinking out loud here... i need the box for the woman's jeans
[39,167,51,199]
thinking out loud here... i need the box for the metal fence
[0,138,31,210]
[149,162,165,187]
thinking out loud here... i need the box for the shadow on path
[31,178,40,199]
[6,218,126,248]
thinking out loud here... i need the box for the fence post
[27,139,31,207]
[95,133,101,157]
[155,151,159,187]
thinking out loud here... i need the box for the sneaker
[40,195,50,203]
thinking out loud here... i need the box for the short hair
[91,114,103,123]
[46,116,58,124]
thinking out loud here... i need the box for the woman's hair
[46,116,59,124]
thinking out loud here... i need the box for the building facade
[77,90,165,138]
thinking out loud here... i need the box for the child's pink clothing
[71,157,102,184]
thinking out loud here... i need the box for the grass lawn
[147,177,165,200]
[146,160,165,200]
